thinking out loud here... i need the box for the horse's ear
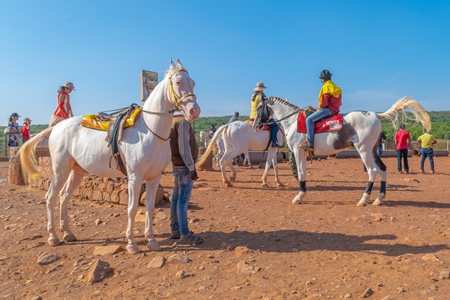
[176,59,184,70]
[169,58,176,71]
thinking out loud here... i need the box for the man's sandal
[179,234,204,246]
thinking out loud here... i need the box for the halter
[259,98,300,129]
[168,69,196,110]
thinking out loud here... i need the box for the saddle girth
[106,103,139,176]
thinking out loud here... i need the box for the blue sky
[1,0,449,125]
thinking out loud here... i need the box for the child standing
[22,117,32,143]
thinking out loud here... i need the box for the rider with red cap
[301,70,342,150]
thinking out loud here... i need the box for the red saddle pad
[297,112,343,134]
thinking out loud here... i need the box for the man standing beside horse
[301,70,342,150]
[169,110,204,246]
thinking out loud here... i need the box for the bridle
[142,68,197,141]
[258,99,300,130]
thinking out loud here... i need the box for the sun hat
[23,117,32,122]
[61,81,76,91]
[253,82,267,91]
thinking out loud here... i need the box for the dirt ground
[1,155,450,300]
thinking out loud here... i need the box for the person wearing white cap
[250,82,267,121]
[49,81,75,126]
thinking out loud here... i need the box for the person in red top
[21,117,32,143]
[394,123,411,174]
[49,81,75,127]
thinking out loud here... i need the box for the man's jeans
[420,148,434,171]
[396,148,409,172]
[170,165,193,237]
[305,108,332,145]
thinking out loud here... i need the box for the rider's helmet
[319,70,332,81]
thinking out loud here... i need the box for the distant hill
[1,111,448,155]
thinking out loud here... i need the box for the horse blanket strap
[297,111,343,134]
[105,103,140,176]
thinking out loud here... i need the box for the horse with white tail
[253,96,431,206]
[197,121,284,187]
[19,59,200,254]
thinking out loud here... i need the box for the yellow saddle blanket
[81,106,142,131]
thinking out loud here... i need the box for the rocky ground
[0,155,449,300]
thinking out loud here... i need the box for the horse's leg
[292,149,307,204]
[272,150,283,187]
[46,165,73,246]
[219,154,232,187]
[373,154,387,206]
[59,167,85,242]
[244,150,253,168]
[357,148,378,207]
[144,175,162,251]
[125,175,143,254]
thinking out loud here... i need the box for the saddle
[81,104,142,175]
[297,110,343,134]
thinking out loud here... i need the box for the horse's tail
[377,96,431,131]
[19,127,54,184]
[196,124,228,168]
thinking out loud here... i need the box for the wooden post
[8,147,25,185]
[197,147,214,171]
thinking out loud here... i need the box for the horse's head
[167,59,201,122]
[253,97,273,130]
[199,131,207,142]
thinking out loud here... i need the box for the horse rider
[250,82,267,122]
[301,70,342,150]
[251,82,280,148]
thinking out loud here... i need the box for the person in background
[377,131,387,157]
[7,113,20,147]
[49,81,75,127]
[21,117,32,143]
[394,123,410,174]
[229,111,240,123]
[209,124,216,139]
[417,128,437,174]
[301,70,342,150]
[169,109,204,246]
[250,82,267,122]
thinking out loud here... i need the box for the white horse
[253,96,431,206]
[197,121,284,187]
[19,59,200,254]
[199,130,211,148]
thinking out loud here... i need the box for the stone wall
[29,156,167,206]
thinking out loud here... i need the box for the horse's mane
[268,96,300,111]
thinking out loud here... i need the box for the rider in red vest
[301,70,342,150]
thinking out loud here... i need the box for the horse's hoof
[230,176,236,182]
[372,199,383,206]
[277,182,285,187]
[146,240,162,251]
[356,201,368,207]
[48,236,61,246]
[292,196,302,204]
[126,243,140,254]
[262,183,269,188]
[63,232,77,242]
[224,181,233,187]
